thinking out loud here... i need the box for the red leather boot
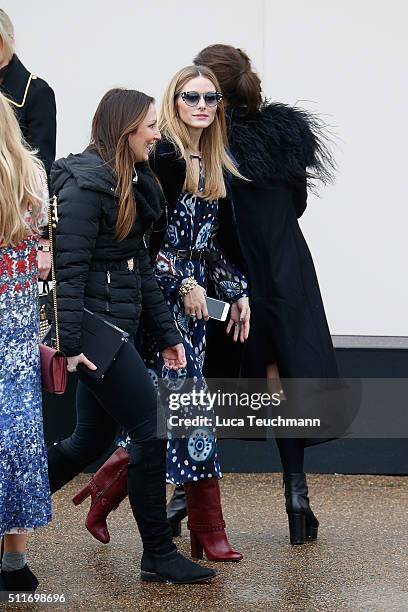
[184,478,243,562]
[72,447,130,543]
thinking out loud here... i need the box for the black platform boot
[127,439,215,584]
[166,486,187,537]
[47,441,83,493]
[283,473,319,545]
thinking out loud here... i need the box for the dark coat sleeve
[26,82,57,177]
[149,147,185,214]
[138,240,183,351]
[55,179,101,356]
[148,148,185,261]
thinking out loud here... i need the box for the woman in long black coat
[195,44,338,545]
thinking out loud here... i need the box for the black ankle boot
[1,565,39,592]
[141,549,215,584]
[283,473,319,545]
[166,486,187,537]
[47,442,83,493]
[127,439,215,584]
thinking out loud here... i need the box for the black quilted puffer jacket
[50,149,182,357]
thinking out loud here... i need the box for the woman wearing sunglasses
[71,66,250,562]
[148,66,249,562]
[195,44,338,546]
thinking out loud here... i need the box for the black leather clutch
[77,308,129,382]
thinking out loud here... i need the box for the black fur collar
[226,102,335,187]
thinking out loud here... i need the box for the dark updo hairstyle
[194,44,262,115]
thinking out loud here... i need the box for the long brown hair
[89,88,154,241]
[0,92,43,246]
[158,65,246,200]
[194,45,262,115]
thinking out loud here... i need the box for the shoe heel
[140,570,166,583]
[306,519,319,541]
[170,521,182,537]
[72,482,92,506]
[288,512,306,545]
[190,531,203,559]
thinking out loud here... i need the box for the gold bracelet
[178,277,198,297]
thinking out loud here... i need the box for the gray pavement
[4,473,408,611]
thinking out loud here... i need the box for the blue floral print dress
[142,181,248,485]
[0,176,52,536]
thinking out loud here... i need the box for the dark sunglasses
[179,91,223,108]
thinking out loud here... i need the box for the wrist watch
[38,244,51,252]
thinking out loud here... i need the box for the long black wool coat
[205,102,339,388]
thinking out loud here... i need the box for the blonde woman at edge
[0,92,51,592]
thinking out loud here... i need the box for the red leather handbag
[40,344,67,394]
[40,196,67,394]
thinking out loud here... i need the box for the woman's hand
[226,297,250,343]
[162,343,187,370]
[183,285,209,320]
[67,353,97,373]
[38,242,51,280]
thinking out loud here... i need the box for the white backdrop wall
[3,0,407,336]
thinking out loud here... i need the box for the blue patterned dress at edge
[141,180,248,486]
[0,184,51,536]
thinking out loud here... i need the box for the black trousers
[275,437,305,473]
[54,340,174,554]
[61,340,157,463]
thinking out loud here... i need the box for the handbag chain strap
[48,195,60,353]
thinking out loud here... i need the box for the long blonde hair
[0,9,15,64]
[0,92,44,246]
[158,65,246,200]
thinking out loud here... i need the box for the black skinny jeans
[60,340,158,466]
[57,340,174,553]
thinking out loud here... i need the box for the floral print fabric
[148,191,248,485]
[0,175,51,535]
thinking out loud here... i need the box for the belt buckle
[127,258,134,271]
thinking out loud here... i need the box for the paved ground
[3,473,408,611]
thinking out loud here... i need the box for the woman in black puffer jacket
[46,88,215,585]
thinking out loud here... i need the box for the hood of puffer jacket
[50,149,116,196]
[50,149,165,225]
